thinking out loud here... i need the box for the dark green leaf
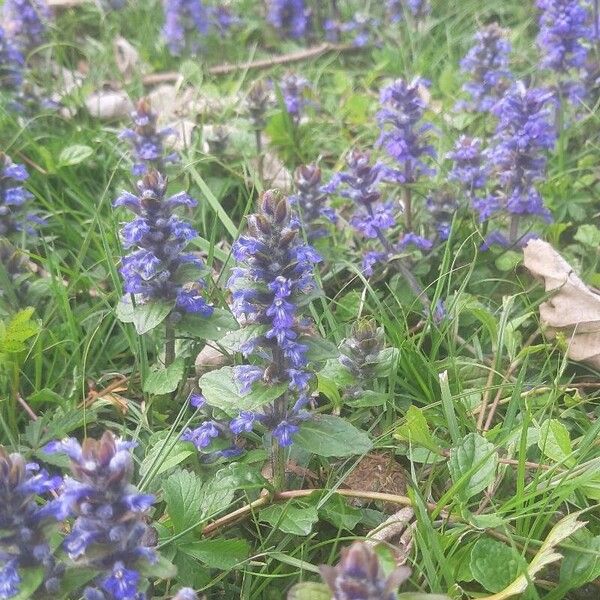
[10,567,44,600]
[295,415,372,457]
[116,299,174,335]
[448,432,497,499]
[163,469,206,534]
[176,308,239,341]
[470,537,526,593]
[199,365,287,415]
[287,582,331,600]
[318,494,362,531]
[180,538,250,569]
[143,358,185,394]
[140,439,195,478]
[303,337,340,363]
[139,554,177,580]
[260,502,319,536]
[58,144,94,167]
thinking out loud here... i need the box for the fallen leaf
[523,239,600,368]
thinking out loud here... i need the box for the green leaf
[10,567,44,600]
[143,358,185,394]
[341,93,371,125]
[538,419,574,465]
[394,406,441,454]
[140,439,195,478]
[217,325,267,353]
[214,462,271,492]
[287,582,332,600]
[0,307,40,353]
[494,250,522,272]
[574,224,600,247]
[470,537,527,593]
[116,299,174,335]
[139,554,177,579]
[559,533,600,590]
[163,469,205,534]
[373,347,400,377]
[58,144,94,167]
[260,502,319,536]
[318,493,362,531]
[180,538,250,569]
[176,308,238,341]
[303,337,340,363]
[295,415,372,457]
[448,432,497,499]
[199,365,288,415]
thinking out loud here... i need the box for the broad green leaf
[217,325,267,353]
[287,582,331,600]
[163,469,205,534]
[538,419,574,465]
[318,493,362,531]
[394,406,441,454]
[470,537,526,593]
[116,299,174,335]
[143,358,185,394]
[199,365,288,415]
[373,347,400,377]
[494,251,521,272]
[176,308,238,341]
[58,144,94,167]
[10,567,44,600]
[559,533,600,590]
[215,462,271,492]
[139,554,177,579]
[140,439,194,478]
[180,538,250,569]
[260,502,319,536]
[448,432,497,499]
[479,512,586,600]
[303,337,340,363]
[0,307,40,353]
[295,415,372,457]
[574,224,600,247]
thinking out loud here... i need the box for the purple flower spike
[377,77,436,184]
[45,432,156,600]
[227,190,321,447]
[459,23,513,112]
[320,541,411,600]
[267,0,310,39]
[114,170,213,319]
[0,153,37,239]
[2,0,50,53]
[280,73,311,122]
[120,98,178,176]
[0,26,24,91]
[0,447,63,598]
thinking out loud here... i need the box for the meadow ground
[1,1,600,599]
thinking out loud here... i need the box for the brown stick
[142,43,356,85]
[17,394,38,421]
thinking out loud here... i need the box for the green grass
[1,0,600,599]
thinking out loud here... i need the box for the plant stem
[165,318,175,368]
[509,214,519,244]
[272,438,287,493]
[404,185,413,231]
[255,128,264,184]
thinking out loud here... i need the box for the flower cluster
[459,23,513,112]
[0,153,35,239]
[227,190,321,447]
[376,77,436,185]
[425,189,459,241]
[319,541,411,600]
[485,82,556,246]
[267,0,310,39]
[2,0,49,53]
[447,135,496,221]
[280,73,311,122]
[386,0,403,23]
[338,319,386,400]
[0,26,23,90]
[537,0,591,71]
[339,13,381,47]
[0,447,62,599]
[45,432,156,600]
[114,170,213,318]
[290,164,336,239]
[407,0,430,20]
[536,0,592,101]
[246,80,274,131]
[119,98,178,176]
[162,0,239,54]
